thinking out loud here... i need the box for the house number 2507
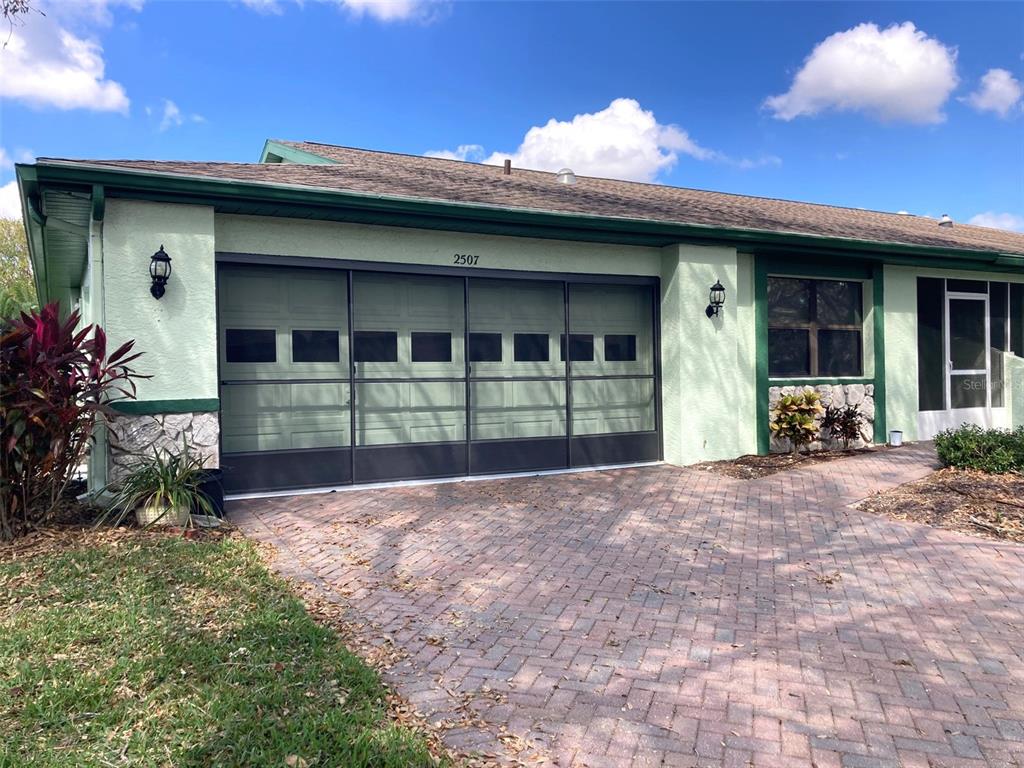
[453,253,480,266]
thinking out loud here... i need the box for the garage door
[217,261,660,493]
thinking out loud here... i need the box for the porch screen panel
[569,283,655,436]
[990,282,1008,408]
[468,278,566,440]
[1012,284,1024,358]
[218,266,349,453]
[916,278,945,411]
[352,273,465,445]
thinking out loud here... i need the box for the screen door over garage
[218,259,660,493]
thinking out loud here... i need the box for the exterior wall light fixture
[149,245,172,299]
[705,279,725,318]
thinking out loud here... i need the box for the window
[292,330,340,363]
[514,333,549,362]
[559,334,594,362]
[354,331,397,363]
[468,332,502,362]
[604,334,637,362]
[411,331,452,363]
[767,277,863,377]
[226,329,276,363]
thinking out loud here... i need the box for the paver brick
[232,443,1024,766]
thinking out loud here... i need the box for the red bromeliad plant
[1,302,144,540]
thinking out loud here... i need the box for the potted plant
[103,442,213,528]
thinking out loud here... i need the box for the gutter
[25,158,1024,270]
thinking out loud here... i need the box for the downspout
[88,185,109,494]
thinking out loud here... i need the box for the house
[14,140,1024,495]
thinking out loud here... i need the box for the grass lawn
[0,530,446,768]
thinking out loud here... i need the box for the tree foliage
[0,219,36,319]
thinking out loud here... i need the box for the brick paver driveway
[231,444,1024,768]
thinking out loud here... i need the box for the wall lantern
[149,245,172,299]
[705,279,725,318]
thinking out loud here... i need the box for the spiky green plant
[100,442,212,527]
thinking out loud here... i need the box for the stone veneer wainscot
[768,383,875,453]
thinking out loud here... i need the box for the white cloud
[424,144,485,162]
[964,68,1023,117]
[156,99,205,131]
[0,7,131,113]
[968,211,1024,232]
[765,22,959,124]
[0,181,22,220]
[240,0,285,13]
[339,0,430,21]
[426,99,778,182]
[240,0,439,21]
[0,148,34,171]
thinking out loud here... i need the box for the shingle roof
[41,140,1024,256]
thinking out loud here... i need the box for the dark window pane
[947,279,987,294]
[292,330,339,363]
[468,332,502,362]
[816,280,862,326]
[411,332,452,363]
[1012,284,1024,358]
[767,278,811,325]
[949,299,986,370]
[917,278,945,411]
[514,333,549,362]
[818,330,862,376]
[559,334,594,362]
[768,329,810,376]
[604,334,637,362]
[226,329,276,363]
[354,331,397,363]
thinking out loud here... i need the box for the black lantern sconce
[705,279,725,318]
[149,245,172,299]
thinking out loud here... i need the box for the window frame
[767,277,864,378]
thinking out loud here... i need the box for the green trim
[110,398,219,415]
[259,140,339,165]
[872,264,887,440]
[25,160,1024,269]
[92,184,105,222]
[755,257,770,454]
[763,257,874,280]
[768,377,873,387]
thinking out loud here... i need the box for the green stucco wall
[1008,354,1024,428]
[215,214,663,276]
[102,200,217,402]
[660,244,756,465]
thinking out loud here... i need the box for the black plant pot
[196,469,225,518]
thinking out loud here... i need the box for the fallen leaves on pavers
[254,543,548,767]
[857,467,1024,542]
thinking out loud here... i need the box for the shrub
[934,424,1024,473]
[0,302,142,540]
[769,391,824,455]
[822,403,866,450]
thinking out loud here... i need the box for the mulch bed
[857,467,1024,543]
[696,446,888,480]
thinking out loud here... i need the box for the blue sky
[1,1,1022,230]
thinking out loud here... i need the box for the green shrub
[769,391,824,455]
[934,424,1024,473]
